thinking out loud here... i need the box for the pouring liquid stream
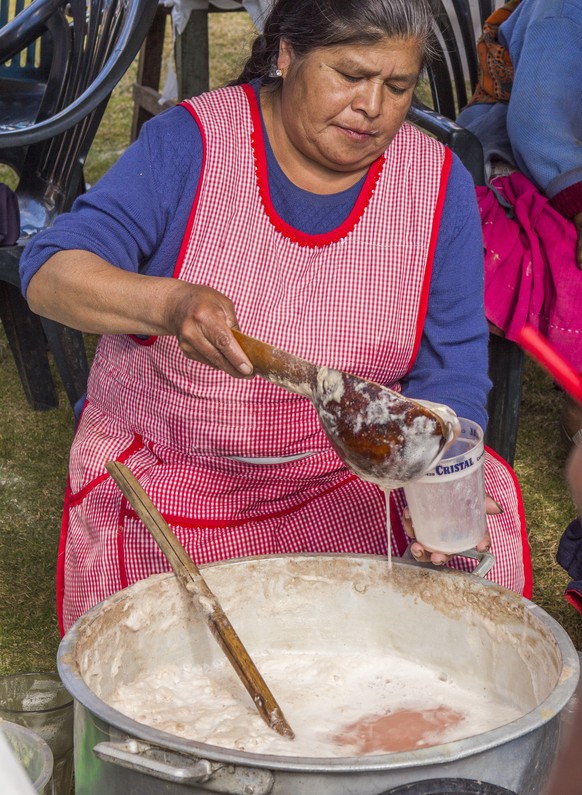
[383,488,392,572]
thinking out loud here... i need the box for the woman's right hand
[164,280,253,378]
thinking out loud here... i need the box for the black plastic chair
[0,0,53,173]
[0,0,159,411]
[409,0,524,465]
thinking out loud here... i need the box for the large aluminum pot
[57,555,580,795]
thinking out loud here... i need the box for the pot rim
[57,554,581,773]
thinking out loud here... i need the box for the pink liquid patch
[334,705,464,753]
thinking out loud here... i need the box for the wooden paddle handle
[232,328,318,390]
[106,460,294,739]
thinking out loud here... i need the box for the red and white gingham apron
[57,85,531,633]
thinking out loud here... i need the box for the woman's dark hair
[232,0,438,85]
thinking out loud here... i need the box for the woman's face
[275,37,423,177]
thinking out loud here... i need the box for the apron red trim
[58,435,145,631]
[175,101,208,279]
[67,433,144,506]
[565,588,582,615]
[409,146,453,370]
[121,469,359,530]
[241,83,386,249]
[486,444,532,598]
[128,334,156,346]
[117,498,131,590]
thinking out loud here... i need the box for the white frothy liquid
[106,650,521,757]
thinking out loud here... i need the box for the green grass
[0,11,580,677]
[515,364,580,641]
[0,334,71,672]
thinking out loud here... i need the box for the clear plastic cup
[0,719,53,793]
[403,418,486,555]
[0,673,73,795]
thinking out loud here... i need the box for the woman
[20,0,530,634]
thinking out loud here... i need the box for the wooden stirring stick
[106,460,295,739]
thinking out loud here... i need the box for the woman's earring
[275,68,283,78]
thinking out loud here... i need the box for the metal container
[57,555,580,795]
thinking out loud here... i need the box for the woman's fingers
[166,283,253,377]
[404,511,449,564]
[485,494,503,515]
[405,505,493,563]
[409,542,449,565]
[182,325,253,377]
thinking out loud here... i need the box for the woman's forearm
[25,250,253,377]
[26,250,186,336]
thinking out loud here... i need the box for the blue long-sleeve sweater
[457,0,582,218]
[20,97,491,429]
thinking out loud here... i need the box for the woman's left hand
[404,495,502,565]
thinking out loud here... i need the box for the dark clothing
[557,518,582,614]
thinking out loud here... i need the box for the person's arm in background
[503,8,582,265]
[401,153,491,430]
[20,106,252,377]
